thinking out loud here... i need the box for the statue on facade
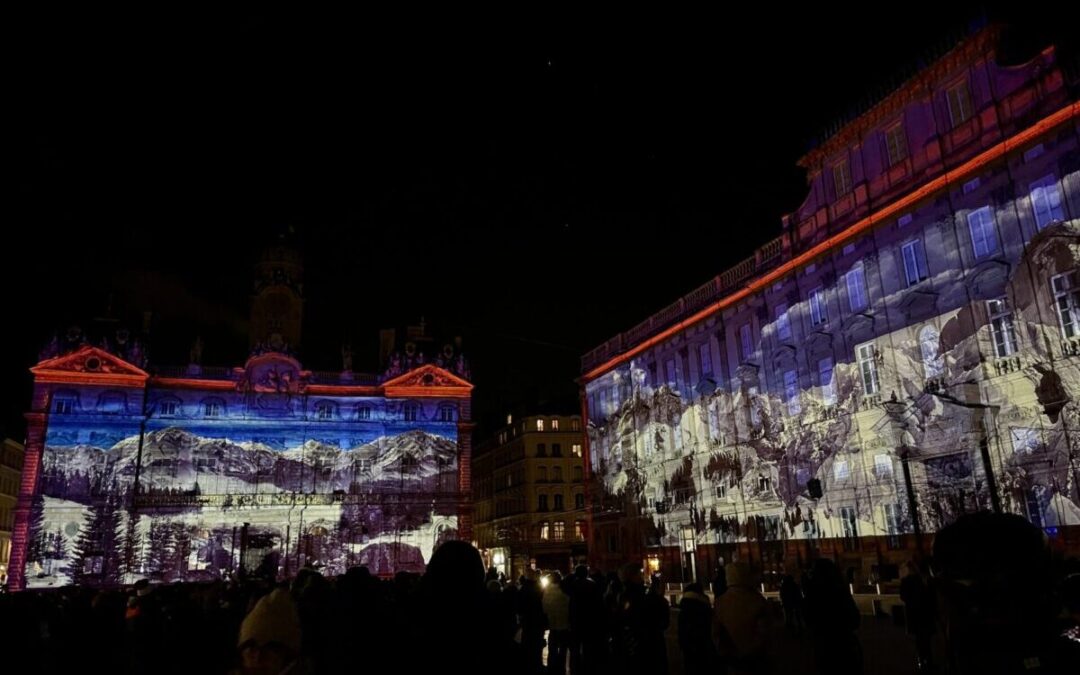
[39,333,61,361]
[190,336,204,365]
[341,344,353,373]
[128,339,146,368]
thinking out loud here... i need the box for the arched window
[97,391,127,414]
[157,397,182,417]
[314,401,336,420]
[53,390,79,414]
[203,398,225,418]
[357,405,372,420]
[403,402,420,422]
[919,325,943,378]
[438,405,456,422]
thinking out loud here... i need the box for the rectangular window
[1010,428,1040,455]
[1052,271,1079,339]
[885,123,908,166]
[205,402,222,418]
[846,263,868,312]
[358,406,371,420]
[987,297,1018,358]
[554,494,564,510]
[571,419,580,431]
[537,443,546,457]
[698,343,713,377]
[740,324,754,360]
[316,404,333,420]
[552,444,562,457]
[775,303,792,341]
[947,81,973,127]
[539,521,550,540]
[573,466,583,482]
[708,400,722,444]
[55,398,74,414]
[856,342,880,395]
[159,400,178,416]
[758,475,771,492]
[536,419,545,432]
[901,239,928,286]
[1030,175,1065,230]
[571,443,582,458]
[810,286,828,326]
[574,520,585,540]
[874,454,893,479]
[553,521,565,541]
[840,505,858,539]
[967,207,999,259]
[784,370,800,416]
[819,357,836,406]
[833,159,852,197]
[884,503,902,548]
[834,459,850,481]
[439,407,455,422]
[551,419,559,431]
[538,494,548,511]
[715,481,728,499]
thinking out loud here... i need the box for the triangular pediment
[31,346,149,384]
[381,364,473,390]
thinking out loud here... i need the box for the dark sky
[7,5,1068,439]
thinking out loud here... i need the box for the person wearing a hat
[236,587,304,675]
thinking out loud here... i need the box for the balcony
[859,393,883,411]
[991,356,1023,377]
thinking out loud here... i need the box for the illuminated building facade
[474,415,587,579]
[8,247,474,591]
[581,27,1080,581]
[1,438,25,585]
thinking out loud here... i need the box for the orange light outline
[582,103,1079,383]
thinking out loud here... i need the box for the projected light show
[584,220,1079,575]
[581,33,1080,575]
[14,348,471,589]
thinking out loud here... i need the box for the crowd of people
[1,513,1079,674]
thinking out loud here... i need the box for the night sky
[8,5,1069,439]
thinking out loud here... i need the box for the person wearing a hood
[236,587,304,675]
[712,562,771,675]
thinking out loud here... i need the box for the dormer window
[833,158,852,197]
[885,123,908,166]
[946,81,973,127]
